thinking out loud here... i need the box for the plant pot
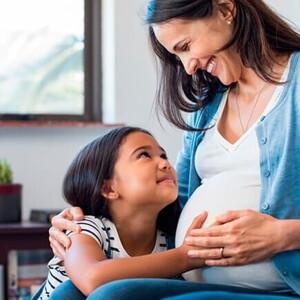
[0,184,22,223]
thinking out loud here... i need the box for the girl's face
[108,132,178,210]
[153,10,243,85]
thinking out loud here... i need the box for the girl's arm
[65,215,207,296]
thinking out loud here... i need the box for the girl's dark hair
[63,126,180,235]
[145,0,300,131]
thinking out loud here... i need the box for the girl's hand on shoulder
[49,206,84,258]
[185,209,285,266]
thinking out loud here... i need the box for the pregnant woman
[48,0,300,299]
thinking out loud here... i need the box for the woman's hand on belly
[185,209,285,266]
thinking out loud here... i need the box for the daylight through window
[0,0,102,122]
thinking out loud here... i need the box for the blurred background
[0,0,299,220]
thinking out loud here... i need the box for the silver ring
[220,247,224,258]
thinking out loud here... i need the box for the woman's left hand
[185,209,286,266]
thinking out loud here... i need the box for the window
[0,0,102,122]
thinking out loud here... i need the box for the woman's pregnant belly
[176,175,260,247]
[174,177,288,290]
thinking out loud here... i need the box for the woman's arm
[175,116,196,208]
[65,214,207,296]
[185,209,300,266]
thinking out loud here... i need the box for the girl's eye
[160,153,168,160]
[138,151,150,158]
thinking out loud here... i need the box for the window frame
[0,0,102,123]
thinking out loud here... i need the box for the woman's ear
[217,0,236,21]
[101,180,119,200]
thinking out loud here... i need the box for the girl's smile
[109,131,178,211]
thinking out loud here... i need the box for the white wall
[0,0,180,221]
[0,0,299,221]
[264,0,299,29]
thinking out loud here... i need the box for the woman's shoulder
[291,51,300,60]
[289,51,300,73]
[285,52,300,88]
[187,91,224,129]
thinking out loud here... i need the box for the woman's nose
[182,57,199,75]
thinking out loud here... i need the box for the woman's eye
[138,151,150,158]
[181,43,190,51]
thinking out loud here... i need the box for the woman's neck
[237,53,290,96]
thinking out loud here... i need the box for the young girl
[38,126,206,299]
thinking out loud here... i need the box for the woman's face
[153,11,242,85]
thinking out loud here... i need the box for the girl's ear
[101,180,119,200]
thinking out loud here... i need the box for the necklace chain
[234,83,266,133]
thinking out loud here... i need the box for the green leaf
[0,159,13,184]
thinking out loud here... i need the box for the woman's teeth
[207,58,216,73]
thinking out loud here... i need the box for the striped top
[39,215,168,299]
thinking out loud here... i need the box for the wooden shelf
[0,222,51,299]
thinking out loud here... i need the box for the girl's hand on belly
[185,209,285,266]
[178,211,208,269]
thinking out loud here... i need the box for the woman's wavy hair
[145,0,300,131]
[63,126,180,235]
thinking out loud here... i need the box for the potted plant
[0,159,22,223]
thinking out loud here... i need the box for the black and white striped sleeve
[67,216,105,248]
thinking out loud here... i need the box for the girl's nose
[159,159,171,171]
